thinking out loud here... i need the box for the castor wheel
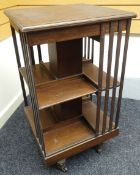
[56,159,68,172]
[95,144,103,154]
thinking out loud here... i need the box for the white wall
[0,35,140,128]
[0,37,23,128]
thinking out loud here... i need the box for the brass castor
[56,159,68,172]
[95,144,103,154]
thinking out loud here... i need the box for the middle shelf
[36,75,96,109]
[20,61,120,91]
[19,61,120,110]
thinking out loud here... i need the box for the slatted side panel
[19,32,46,155]
[83,19,131,134]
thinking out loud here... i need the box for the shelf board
[36,75,97,110]
[83,100,115,133]
[43,117,95,156]
[83,61,120,90]
[24,105,95,157]
[19,63,54,85]
[25,105,83,133]
[43,100,115,156]
[24,100,115,157]
[20,61,119,92]
[5,4,136,32]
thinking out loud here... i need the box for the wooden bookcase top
[5,4,136,32]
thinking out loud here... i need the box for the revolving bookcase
[5,4,136,172]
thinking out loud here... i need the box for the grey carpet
[0,99,140,175]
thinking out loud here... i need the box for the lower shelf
[24,99,115,159]
[43,117,94,155]
[45,128,119,165]
[83,100,115,133]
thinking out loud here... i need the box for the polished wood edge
[5,9,136,33]
[9,19,20,32]
[44,128,119,165]
[27,20,127,45]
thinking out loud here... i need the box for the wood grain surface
[5,4,136,32]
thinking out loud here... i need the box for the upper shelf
[36,75,96,110]
[20,61,120,91]
[4,4,136,32]
[19,63,54,85]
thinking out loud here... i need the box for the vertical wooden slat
[37,45,42,62]
[102,22,115,134]
[20,33,46,156]
[30,46,35,65]
[95,23,105,135]
[85,37,87,59]
[87,37,90,59]
[84,37,86,58]
[26,34,46,155]
[20,33,40,139]
[20,33,39,137]
[25,34,45,154]
[86,37,88,59]
[109,21,123,131]
[115,19,131,128]
[91,39,94,63]
[82,37,84,58]
[11,25,28,106]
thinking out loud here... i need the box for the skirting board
[0,91,23,129]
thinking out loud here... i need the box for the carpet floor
[0,98,140,175]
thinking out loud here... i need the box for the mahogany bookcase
[5,4,136,172]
